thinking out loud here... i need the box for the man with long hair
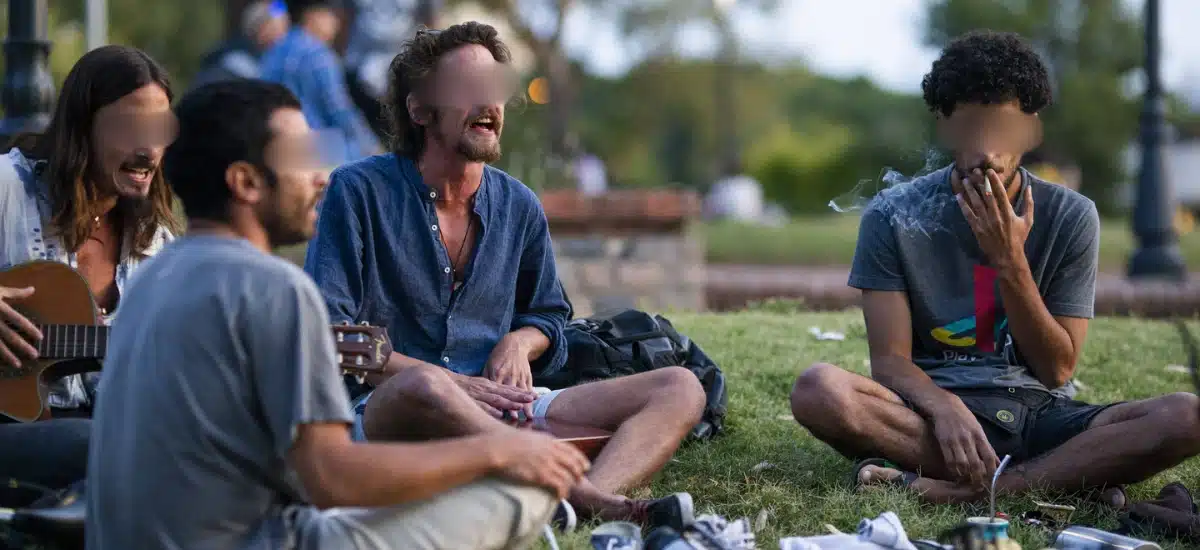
[0,45,179,496]
[88,78,582,550]
[305,22,705,531]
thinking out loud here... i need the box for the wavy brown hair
[15,45,180,254]
[383,22,512,159]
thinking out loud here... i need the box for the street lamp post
[0,0,55,142]
[1128,0,1186,280]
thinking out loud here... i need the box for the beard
[456,134,502,163]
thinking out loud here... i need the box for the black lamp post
[1128,0,1186,280]
[0,0,55,142]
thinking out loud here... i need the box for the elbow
[300,445,360,509]
[1042,357,1078,389]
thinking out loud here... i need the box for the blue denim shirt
[260,29,380,163]
[304,154,570,378]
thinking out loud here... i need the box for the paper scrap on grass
[1167,364,1190,374]
[809,326,845,341]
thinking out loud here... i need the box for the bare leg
[361,364,498,441]
[542,367,706,520]
[868,392,1200,503]
[361,365,707,522]
[790,363,952,479]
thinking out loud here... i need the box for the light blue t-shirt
[86,236,353,550]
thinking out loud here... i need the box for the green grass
[538,310,1200,549]
[704,216,1200,271]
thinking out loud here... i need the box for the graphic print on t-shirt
[929,263,1008,357]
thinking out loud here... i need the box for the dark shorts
[898,387,1121,462]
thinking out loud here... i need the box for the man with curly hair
[789,30,1200,504]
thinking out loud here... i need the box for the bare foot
[858,465,984,504]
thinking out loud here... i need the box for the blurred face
[256,15,288,48]
[303,8,340,44]
[418,44,517,164]
[257,108,328,246]
[89,84,176,200]
[938,100,1042,192]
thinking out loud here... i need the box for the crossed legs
[790,363,1200,503]
[362,364,706,520]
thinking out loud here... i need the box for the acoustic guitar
[0,261,610,457]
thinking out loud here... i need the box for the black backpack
[533,309,728,440]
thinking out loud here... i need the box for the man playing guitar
[0,45,179,495]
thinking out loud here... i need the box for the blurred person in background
[191,0,289,90]
[344,0,419,140]
[262,0,381,165]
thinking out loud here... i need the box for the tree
[925,0,1143,214]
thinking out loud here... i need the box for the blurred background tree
[3,0,1198,217]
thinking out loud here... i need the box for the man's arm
[311,50,381,159]
[305,168,369,326]
[507,203,570,373]
[289,423,498,508]
[974,178,1098,389]
[863,290,960,416]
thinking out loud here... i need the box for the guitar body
[0,261,101,423]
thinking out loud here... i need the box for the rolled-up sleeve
[304,167,367,325]
[512,205,570,375]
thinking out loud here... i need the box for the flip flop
[849,458,919,490]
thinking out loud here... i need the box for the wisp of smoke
[828,147,951,238]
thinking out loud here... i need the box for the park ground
[540,309,1200,549]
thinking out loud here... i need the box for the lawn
[539,309,1200,549]
[704,216,1200,271]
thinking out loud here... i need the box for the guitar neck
[36,324,108,360]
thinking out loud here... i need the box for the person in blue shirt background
[304,21,708,533]
[261,0,381,165]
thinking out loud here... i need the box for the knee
[790,363,851,427]
[649,366,707,423]
[378,364,457,409]
[1153,392,1200,451]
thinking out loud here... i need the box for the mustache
[120,158,158,171]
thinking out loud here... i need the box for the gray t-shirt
[848,165,1099,398]
[86,236,354,550]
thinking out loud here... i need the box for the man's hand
[484,337,536,418]
[930,398,1000,487]
[957,168,1034,270]
[484,337,534,390]
[0,286,41,368]
[454,375,536,419]
[487,429,590,499]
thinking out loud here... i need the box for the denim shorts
[351,386,565,442]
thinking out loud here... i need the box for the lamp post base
[1128,239,1186,281]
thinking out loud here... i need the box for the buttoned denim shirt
[0,148,173,410]
[304,153,570,379]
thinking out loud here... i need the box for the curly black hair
[921,30,1053,117]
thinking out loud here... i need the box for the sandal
[849,458,919,490]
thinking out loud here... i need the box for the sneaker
[591,521,644,550]
[552,500,577,533]
[686,514,756,550]
[644,526,698,550]
[644,493,696,532]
